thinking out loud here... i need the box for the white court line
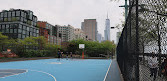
[29,70,57,81]
[0,69,28,78]
[103,60,112,81]
[0,69,56,81]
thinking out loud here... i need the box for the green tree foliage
[0,32,8,51]
[66,39,116,57]
[0,35,60,57]
[44,44,61,57]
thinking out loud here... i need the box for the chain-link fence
[117,0,167,81]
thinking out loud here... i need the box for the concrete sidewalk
[105,60,124,81]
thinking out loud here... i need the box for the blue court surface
[0,59,111,81]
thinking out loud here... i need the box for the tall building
[97,33,102,42]
[57,25,75,42]
[0,9,39,39]
[74,28,86,40]
[104,14,110,41]
[81,19,97,41]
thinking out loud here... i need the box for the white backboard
[79,44,85,49]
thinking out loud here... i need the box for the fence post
[157,14,162,76]
[135,0,139,81]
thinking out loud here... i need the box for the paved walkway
[105,60,124,81]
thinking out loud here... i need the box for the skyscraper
[81,19,97,41]
[104,14,110,41]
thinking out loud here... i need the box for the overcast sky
[0,0,124,42]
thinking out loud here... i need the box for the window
[12,11,15,16]
[0,13,3,18]
[21,17,23,22]
[16,11,20,16]
[24,18,27,23]
[34,22,37,26]
[33,28,36,32]
[27,27,29,31]
[2,25,5,29]
[29,12,33,20]
[21,11,24,17]
[8,18,11,21]
[10,29,13,33]
[6,24,9,29]
[6,29,9,33]
[18,34,21,38]
[27,31,29,36]
[30,32,32,36]
[0,18,3,22]
[16,17,20,21]
[2,29,5,33]
[8,12,11,17]
[23,26,26,30]
[19,24,22,29]
[14,29,17,33]
[34,17,37,22]
[4,12,7,17]
[23,30,26,34]
[18,29,22,33]
[15,24,18,28]
[24,13,27,18]
[33,33,36,37]
[29,27,32,32]
[36,29,39,33]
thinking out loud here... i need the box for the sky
[0,0,124,42]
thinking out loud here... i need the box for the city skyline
[0,0,124,42]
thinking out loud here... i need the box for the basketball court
[0,59,111,81]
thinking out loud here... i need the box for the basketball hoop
[79,44,85,49]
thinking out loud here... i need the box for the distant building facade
[97,33,102,42]
[37,21,56,44]
[0,9,39,39]
[74,28,86,40]
[81,19,97,41]
[57,25,75,42]
[37,21,62,45]
[102,36,105,41]
[104,15,110,41]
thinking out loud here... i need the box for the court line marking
[29,70,57,81]
[103,60,112,81]
[0,69,57,81]
[0,69,28,78]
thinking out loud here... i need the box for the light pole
[119,0,129,20]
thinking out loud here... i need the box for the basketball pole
[82,48,84,59]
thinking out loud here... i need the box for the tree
[33,36,47,50]
[67,39,116,57]
[0,32,8,51]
